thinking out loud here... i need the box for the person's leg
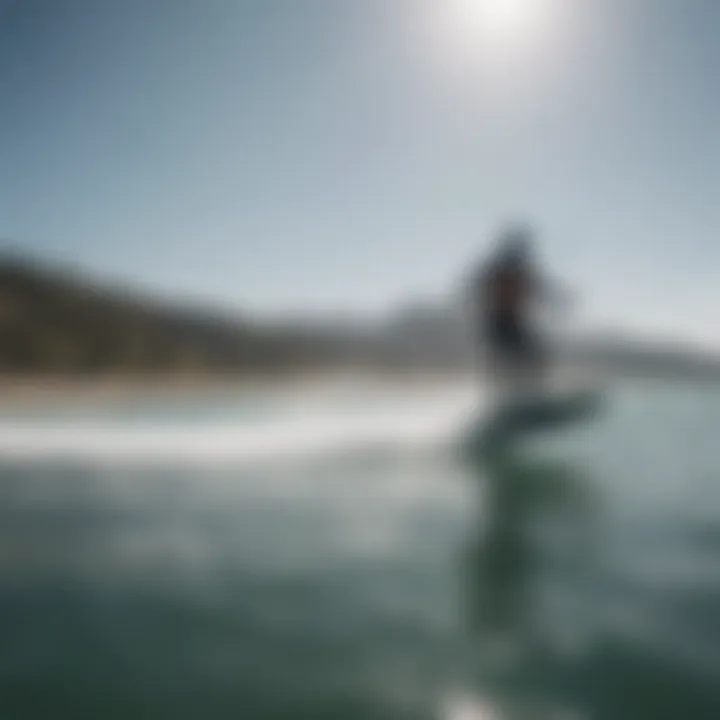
[504,320,548,398]
[485,317,527,402]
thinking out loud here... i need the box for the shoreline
[0,371,475,408]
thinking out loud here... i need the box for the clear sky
[1,0,719,345]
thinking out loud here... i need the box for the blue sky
[1,0,719,345]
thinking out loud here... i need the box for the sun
[442,0,561,62]
[456,0,546,39]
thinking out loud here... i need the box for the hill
[0,254,351,374]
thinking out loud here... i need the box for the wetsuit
[478,260,545,372]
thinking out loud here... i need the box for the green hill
[0,254,344,374]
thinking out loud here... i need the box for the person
[468,224,564,396]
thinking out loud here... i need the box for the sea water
[0,378,718,719]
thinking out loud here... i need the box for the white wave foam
[0,395,479,463]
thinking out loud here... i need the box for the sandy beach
[0,370,474,409]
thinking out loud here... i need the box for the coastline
[0,370,475,409]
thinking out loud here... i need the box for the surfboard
[468,388,602,454]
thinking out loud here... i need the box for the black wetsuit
[478,261,544,369]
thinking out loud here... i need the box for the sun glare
[456,0,546,41]
[438,0,564,66]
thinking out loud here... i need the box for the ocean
[0,377,718,719]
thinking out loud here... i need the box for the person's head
[496,223,534,265]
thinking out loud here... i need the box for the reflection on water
[457,434,600,718]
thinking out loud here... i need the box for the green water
[0,382,718,718]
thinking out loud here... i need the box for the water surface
[0,379,718,718]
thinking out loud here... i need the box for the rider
[470,224,558,390]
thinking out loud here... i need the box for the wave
[0,395,479,463]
